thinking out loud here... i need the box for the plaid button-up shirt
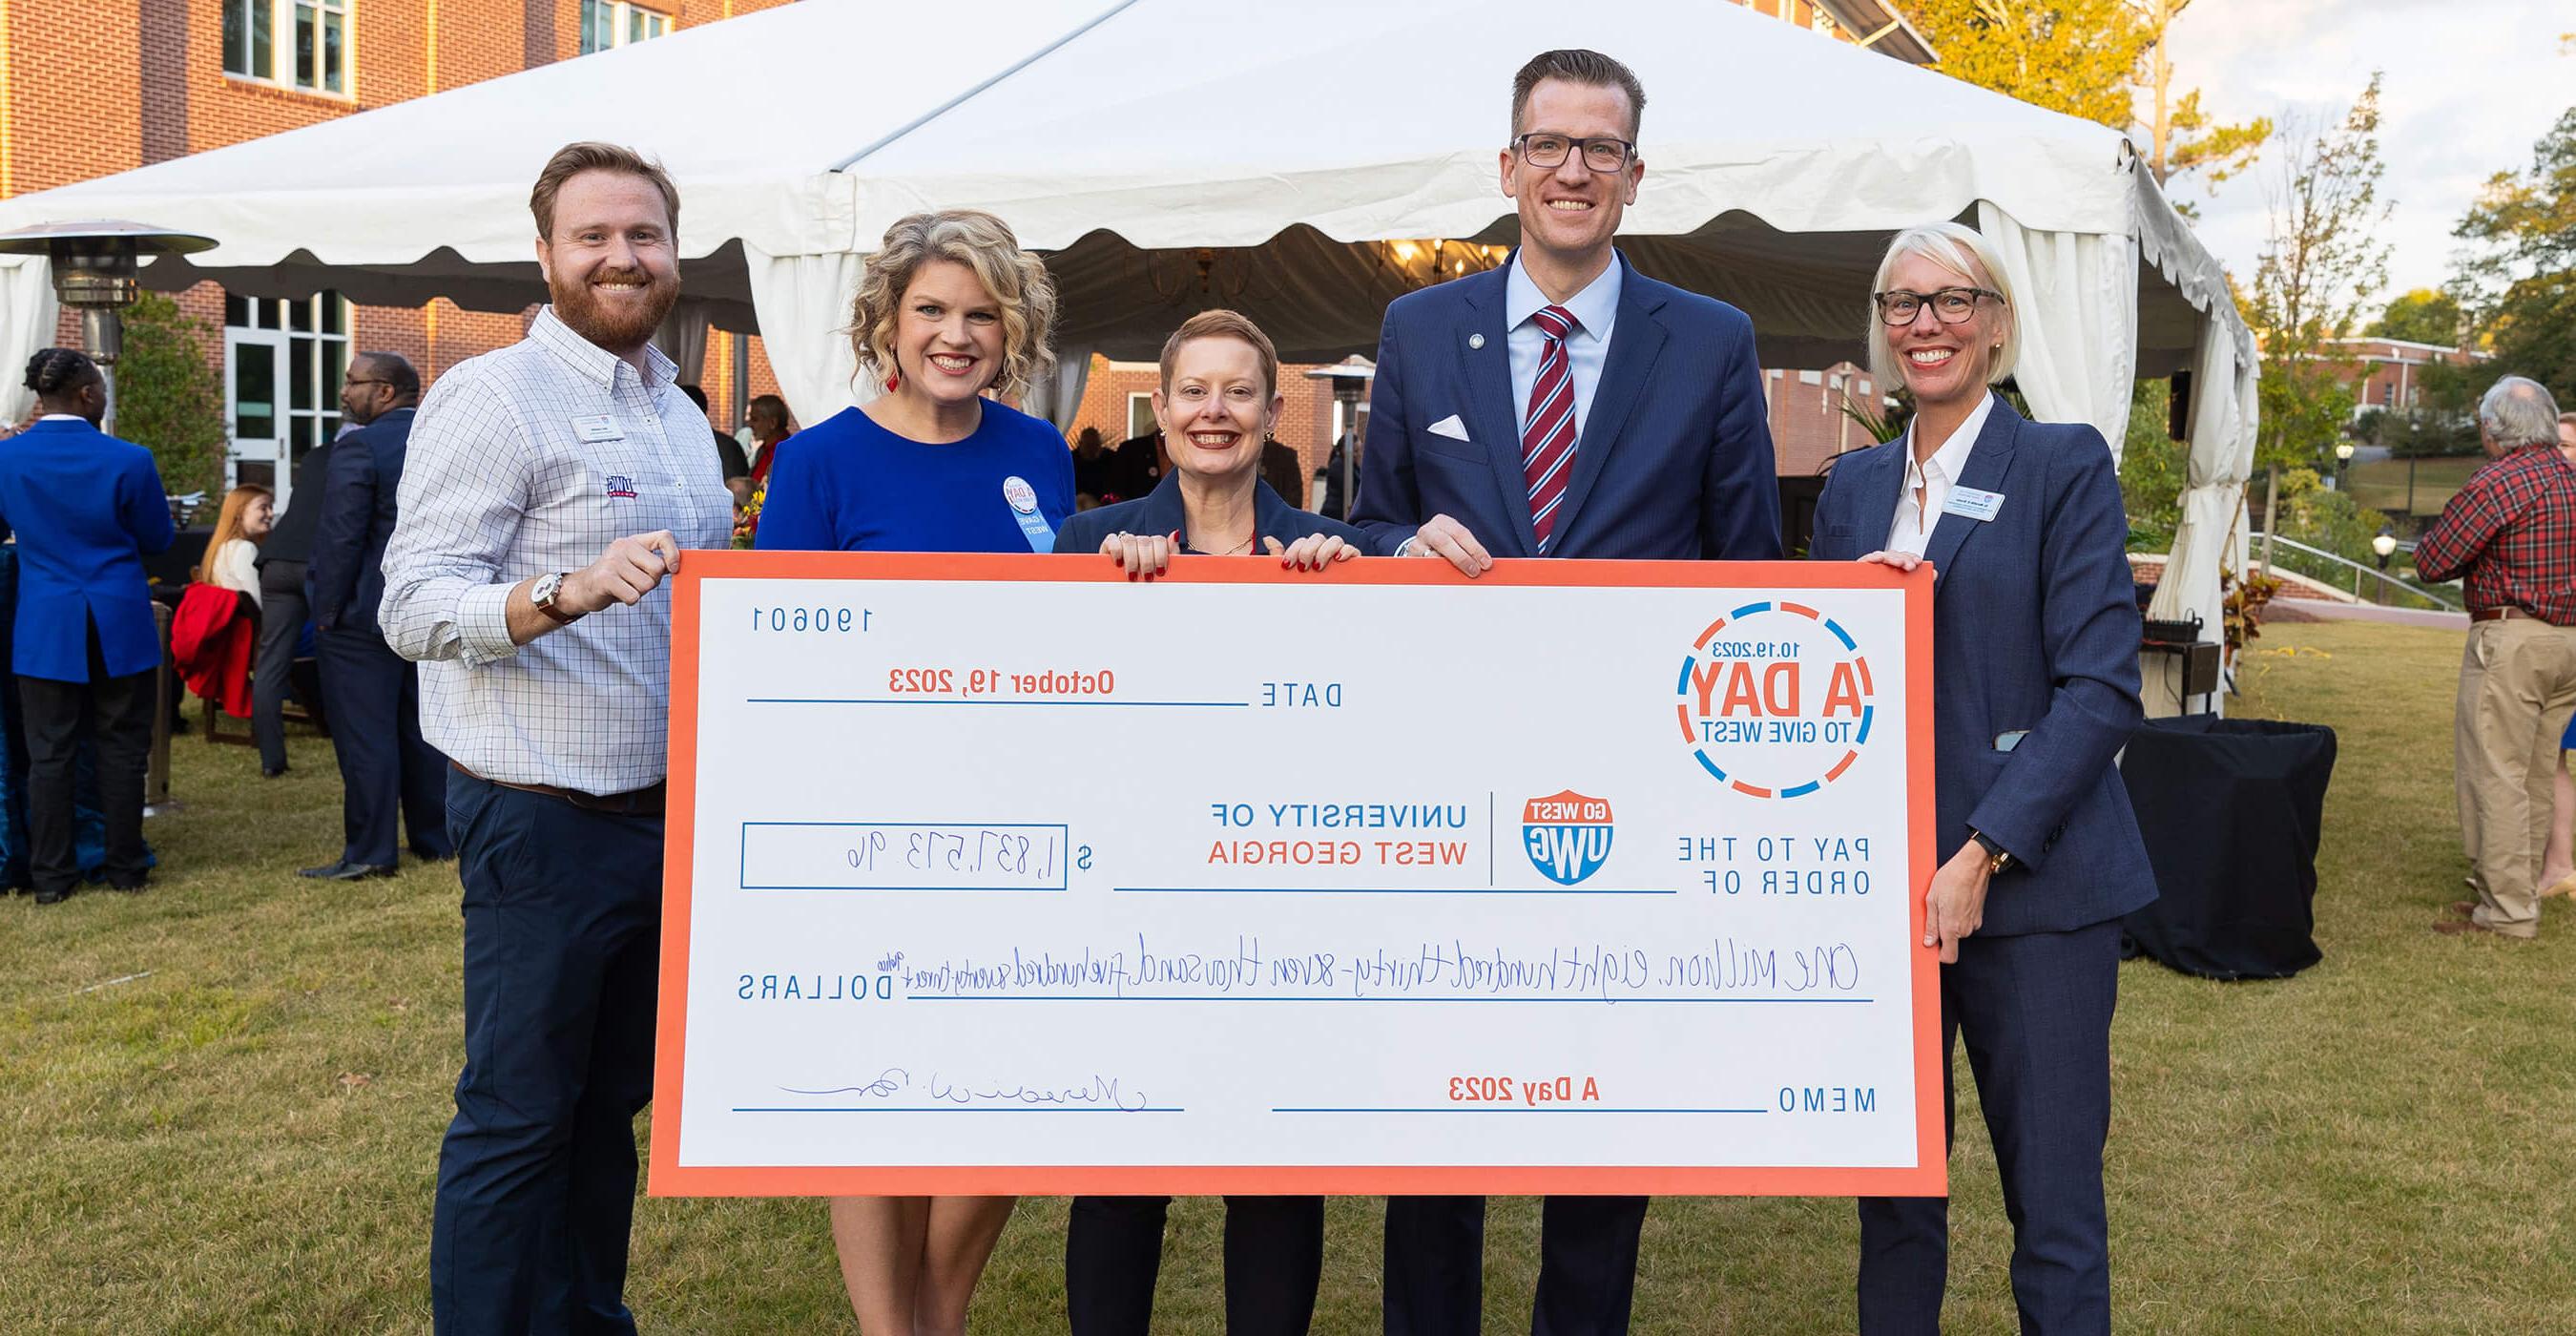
[2416,445,2576,626]
[380,307,734,794]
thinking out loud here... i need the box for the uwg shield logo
[1524,791,1613,886]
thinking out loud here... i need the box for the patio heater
[1301,360,1376,521]
[0,221,218,818]
[0,219,218,434]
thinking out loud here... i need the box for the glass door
[224,326,291,505]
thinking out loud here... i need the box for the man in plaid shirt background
[2416,375,2576,940]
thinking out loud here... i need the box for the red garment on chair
[171,582,255,718]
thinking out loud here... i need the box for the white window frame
[222,0,352,97]
[580,0,674,53]
[225,292,354,504]
[1126,392,1157,442]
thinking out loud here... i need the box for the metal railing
[2257,533,2460,610]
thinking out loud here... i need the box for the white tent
[0,0,2254,706]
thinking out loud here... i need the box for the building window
[224,0,347,94]
[580,0,672,53]
[1126,392,1156,442]
[226,291,352,460]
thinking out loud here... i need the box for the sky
[2161,0,2571,316]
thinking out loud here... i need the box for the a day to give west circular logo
[1675,599,1876,798]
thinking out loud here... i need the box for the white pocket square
[1427,414,1470,442]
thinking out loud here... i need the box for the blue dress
[753,400,1074,553]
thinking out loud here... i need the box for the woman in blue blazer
[1052,310,1360,1336]
[1809,224,2155,1335]
[0,349,176,903]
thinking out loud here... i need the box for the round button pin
[1468,333,1486,349]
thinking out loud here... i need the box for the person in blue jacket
[754,206,1070,1336]
[1051,309,1358,1336]
[1809,222,2156,1336]
[0,349,176,904]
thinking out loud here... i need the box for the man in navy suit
[304,352,450,879]
[1352,48,1781,1336]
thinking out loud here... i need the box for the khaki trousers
[2453,616,2576,937]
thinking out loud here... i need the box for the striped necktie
[1522,304,1579,553]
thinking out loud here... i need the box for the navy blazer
[0,418,176,682]
[1810,396,2154,936]
[309,407,414,640]
[1353,250,1780,560]
[1054,473,1366,557]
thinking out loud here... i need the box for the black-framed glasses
[344,377,392,389]
[1874,287,2004,326]
[1513,133,1635,173]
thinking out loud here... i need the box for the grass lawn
[2345,455,2483,519]
[3,619,2573,1332]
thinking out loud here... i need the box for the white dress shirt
[1505,253,1622,443]
[1885,391,1997,558]
[380,307,733,795]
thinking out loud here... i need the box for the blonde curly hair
[849,210,1057,402]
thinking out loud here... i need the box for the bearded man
[380,141,733,1335]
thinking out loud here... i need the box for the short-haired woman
[754,208,1071,1335]
[1049,309,1358,1336]
[196,484,275,607]
[1809,222,2154,1334]
[0,349,177,904]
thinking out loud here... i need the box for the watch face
[533,573,562,606]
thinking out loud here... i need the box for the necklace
[1194,532,1255,555]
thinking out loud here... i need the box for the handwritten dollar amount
[739,823,1079,891]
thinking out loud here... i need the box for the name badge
[1942,486,2005,522]
[572,414,623,444]
[1003,475,1056,553]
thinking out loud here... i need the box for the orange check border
[650,551,1943,1199]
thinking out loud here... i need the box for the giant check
[650,553,1941,1197]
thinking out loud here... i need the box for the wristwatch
[530,572,582,625]
[1968,829,2015,876]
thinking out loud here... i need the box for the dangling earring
[885,365,901,391]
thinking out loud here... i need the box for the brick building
[3,0,1925,507]
[2319,336,2483,419]
[0,0,797,504]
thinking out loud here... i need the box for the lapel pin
[1468,333,1485,349]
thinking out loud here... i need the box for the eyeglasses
[1512,134,1635,173]
[1873,287,2004,326]
[344,378,392,389]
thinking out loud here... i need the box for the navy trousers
[1382,1194,1648,1336]
[430,770,662,1336]
[316,627,450,866]
[1066,1194,1324,1335]
[1857,920,2122,1336]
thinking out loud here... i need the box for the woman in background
[195,484,275,608]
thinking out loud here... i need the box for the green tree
[1896,0,2152,129]
[114,292,229,499]
[2119,378,2186,551]
[2453,106,2576,400]
[2363,287,2463,345]
[2246,74,2390,475]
